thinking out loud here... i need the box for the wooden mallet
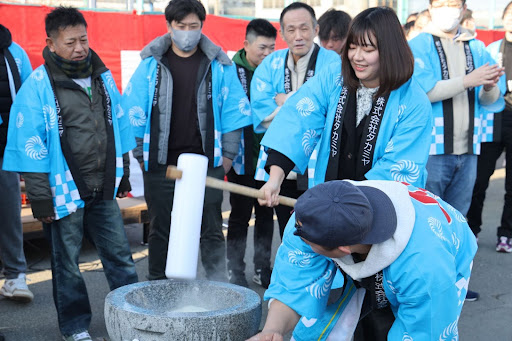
[166,165,297,207]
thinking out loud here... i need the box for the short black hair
[503,1,512,19]
[406,12,418,22]
[318,9,351,42]
[280,2,317,29]
[45,6,87,38]
[246,19,277,41]
[403,20,415,36]
[342,7,414,98]
[165,0,206,24]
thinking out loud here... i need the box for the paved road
[0,171,510,340]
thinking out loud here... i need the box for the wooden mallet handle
[166,166,297,207]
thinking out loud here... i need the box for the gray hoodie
[132,33,241,165]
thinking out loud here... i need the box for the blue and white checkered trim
[232,130,245,175]
[479,112,494,143]
[307,149,318,188]
[430,116,445,155]
[50,169,82,220]
[254,146,270,181]
[214,129,223,168]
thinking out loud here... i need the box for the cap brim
[357,186,397,244]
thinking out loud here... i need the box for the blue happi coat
[480,39,508,142]
[409,33,505,154]
[250,46,341,132]
[6,42,33,83]
[124,54,251,171]
[2,66,135,220]
[266,180,477,340]
[258,62,433,188]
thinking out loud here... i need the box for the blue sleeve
[9,42,33,82]
[121,59,152,139]
[2,75,50,173]
[264,214,338,318]
[218,62,252,133]
[365,81,433,188]
[260,63,340,173]
[250,54,279,131]
[103,71,136,154]
[409,34,440,94]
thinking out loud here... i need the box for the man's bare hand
[38,216,54,224]
[222,156,233,175]
[274,93,287,107]
[117,191,129,198]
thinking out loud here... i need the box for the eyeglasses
[431,1,464,8]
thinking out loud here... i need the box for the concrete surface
[0,170,510,340]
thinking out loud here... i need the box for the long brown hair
[341,7,414,97]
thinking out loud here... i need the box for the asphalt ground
[0,167,510,340]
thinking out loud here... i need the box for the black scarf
[47,48,93,79]
[432,35,475,154]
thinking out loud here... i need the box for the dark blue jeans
[43,196,138,337]
[426,154,478,216]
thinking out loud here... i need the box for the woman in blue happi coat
[254,7,433,341]
[258,6,432,201]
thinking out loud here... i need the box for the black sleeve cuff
[265,149,295,177]
[118,175,132,193]
[30,199,54,219]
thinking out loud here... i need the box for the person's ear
[337,246,352,254]
[46,37,55,53]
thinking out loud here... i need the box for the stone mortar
[104,279,262,341]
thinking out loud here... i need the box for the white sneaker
[496,236,512,253]
[0,273,34,302]
[62,331,92,341]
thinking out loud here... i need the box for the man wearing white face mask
[409,0,505,302]
[122,0,251,281]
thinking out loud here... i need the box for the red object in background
[476,29,506,46]
[0,3,287,90]
[0,4,506,92]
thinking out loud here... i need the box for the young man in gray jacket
[123,0,251,281]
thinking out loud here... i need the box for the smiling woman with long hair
[249,7,436,341]
[258,6,432,204]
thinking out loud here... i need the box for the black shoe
[465,290,480,302]
[253,268,272,289]
[228,270,249,288]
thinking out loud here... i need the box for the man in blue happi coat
[250,2,340,237]
[122,0,251,281]
[2,7,138,341]
[227,19,277,289]
[249,180,477,341]
[409,0,505,301]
